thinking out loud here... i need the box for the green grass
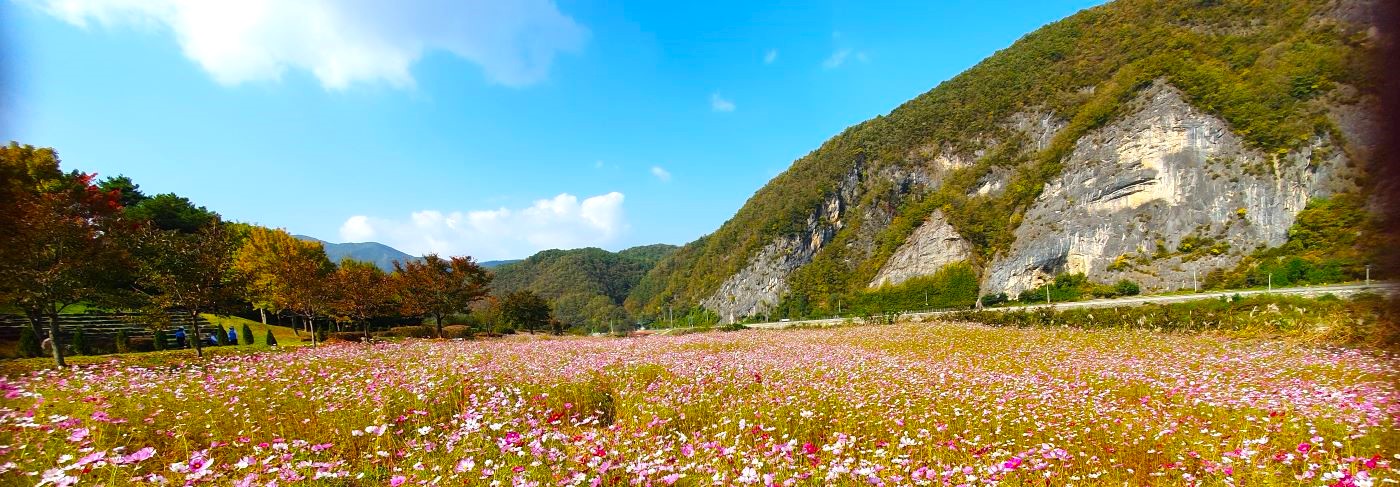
[199,314,305,347]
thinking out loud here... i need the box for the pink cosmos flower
[389,474,407,486]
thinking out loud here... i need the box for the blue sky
[4,0,1105,261]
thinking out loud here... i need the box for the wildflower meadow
[2,323,1396,486]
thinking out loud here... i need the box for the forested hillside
[490,244,677,326]
[626,0,1380,321]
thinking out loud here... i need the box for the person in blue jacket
[227,327,238,345]
[173,327,187,349]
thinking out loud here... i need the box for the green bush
[17,327,42,358]
[442,325,474,339]
[241,324,254,345]
[1114,280,1141,296]
[153,329,168,351]
[114,330,131,354]
[214,325,228,346]
[264,330,278,347]
[71,328,91,356]
[386,326,435,338]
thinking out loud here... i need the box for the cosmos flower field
[2,323,1397,486]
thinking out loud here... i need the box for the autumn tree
[501,290,552,334]
[231,226,333,343]
[331,259,395,338]
[0,142,127,367]
[394,254,491,337]
[129,217,240,358]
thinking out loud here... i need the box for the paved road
[740,281,1396,330]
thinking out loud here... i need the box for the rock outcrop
[981,81,1359,297]
[869,210,971,288]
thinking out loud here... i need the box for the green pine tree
[264,329,278,347]
[241,323,254,345]
[71,328,91,356]
[114,330,131,353]
[17,327,42,358]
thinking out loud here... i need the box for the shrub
[1114,279,1141,296]
[980,293,1009,307]
[386,326,436,338]
[214,325,228,346]
[17,327,42,358]
[115,330,131,354]
[153,329,168,351]
[265,330,278,347]
[442,325,473,339]
[327,332,365,342]
[241,324,254,345]
[71,328,91,356]
[128,337,156,353]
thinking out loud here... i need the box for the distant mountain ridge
[295,236,420,272]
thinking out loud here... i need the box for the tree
[501,290,552,334]
[130,218,239,358]
[97,175,148,209]
[17,327,42,358]
[331,259,396,338]
[0,143,128,367]
[280,239,335,346]
[125,193,216,233]
[241,323,254,345]
[394,254,491,338]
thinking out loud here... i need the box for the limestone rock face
[700,166,861,321]
[981,81,1359,297]
[869,210,971,288]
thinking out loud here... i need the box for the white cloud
[710,92,735,112]
[340,215,376,241]
[339,192,627,260]
[25,0,588,90]
[763,49,778,64]
[822,48,852,69]
[650,166,671,182]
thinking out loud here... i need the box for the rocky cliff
[982,81,1362,297]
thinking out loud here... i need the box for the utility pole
[1193,269,1198,293]
[1268,273,1272,292]
[1046,287,1051,305]
[924,290,928,309]
[1366,264,1371,286]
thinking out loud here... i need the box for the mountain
[491,244,678,326]
[295,236,420,272]
[626,0,1381,322]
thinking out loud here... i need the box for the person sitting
[208,333,218,346]
[174,327,187,349]
[227,327,238,345]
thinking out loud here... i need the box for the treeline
[0,142,557,367]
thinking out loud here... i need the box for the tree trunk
[435,314,444,338]
[46,313,66,368]
[309,314,318,347]
[259,307,267,325]
[363,319,371,340]
[190,311,204,358]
